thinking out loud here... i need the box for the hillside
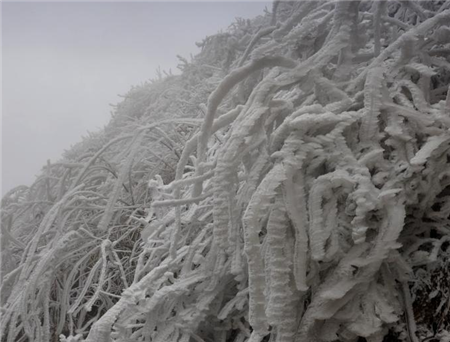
[2,1,450,342]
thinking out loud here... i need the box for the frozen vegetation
[2,1,450,341]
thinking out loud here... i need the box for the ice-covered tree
[2,1,450,341]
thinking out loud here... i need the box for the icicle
[97,133,143,232]
[308,177,333,261]
[193,56,296,196]
[410,134,450,165]
[265,194,292,325]
[283,160,309,291]
[85,239,111,312]
[397,79,430,114]
[242,163,288,334]
[373,1,387,57]
[359,67,385,146]
[68,259,102,315]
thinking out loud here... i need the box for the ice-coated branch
[3,2,450,342]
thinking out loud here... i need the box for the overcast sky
[2,1,270,196]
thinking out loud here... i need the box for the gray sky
[2,1,270,196]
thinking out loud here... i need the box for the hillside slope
[2,1,450,342]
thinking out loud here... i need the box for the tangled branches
[2,1,450,342]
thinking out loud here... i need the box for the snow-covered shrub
[2,1,450,342]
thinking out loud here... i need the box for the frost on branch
[2,1,450,342]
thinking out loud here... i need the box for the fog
[2,1,270,196]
